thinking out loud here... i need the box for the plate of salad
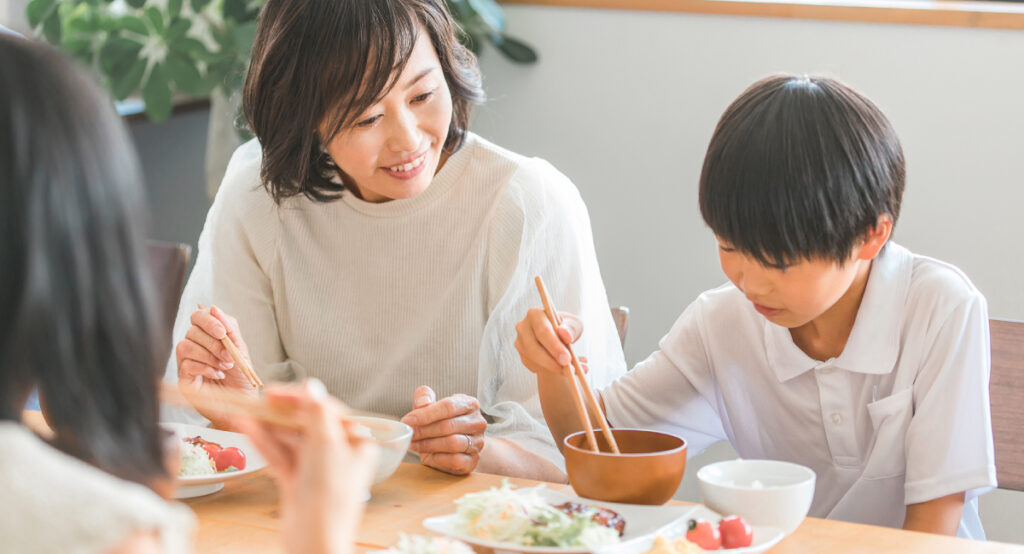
[163,422,267,498]
[422,481,698,553]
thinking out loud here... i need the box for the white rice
[179,440,216,477]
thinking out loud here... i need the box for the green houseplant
[26,0,537,123]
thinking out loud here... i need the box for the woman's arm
[902,492,965,535]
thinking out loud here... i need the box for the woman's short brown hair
[243,0,484,203]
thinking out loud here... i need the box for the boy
[515,75,996,538]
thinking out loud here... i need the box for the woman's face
[323,31,453,203]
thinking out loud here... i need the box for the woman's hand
[514,309,585,377]
[236,380,378,554]
[401,386,487,476]
[175,305,257,427]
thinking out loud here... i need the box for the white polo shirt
[602,243,997,538]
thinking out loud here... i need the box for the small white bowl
[697,459,815,535]
[349,415,413,486]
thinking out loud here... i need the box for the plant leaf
[142,61,172,121]
[488,33,537,63]
[467,0,505,31]
[167,0,182,19]
[144,6,164,34]
[166,51,203,95]
[166,17,190,42]
[26,0,58,29]
[119,15,149,37]
[125,0,146,9]
[112,57,146,99]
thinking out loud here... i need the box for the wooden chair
[990,318,1024,492]
[611,306,629,348]
[148,241,191,367]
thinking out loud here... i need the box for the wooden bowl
[563,428,687,505]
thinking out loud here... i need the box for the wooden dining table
[185,462,1024,553]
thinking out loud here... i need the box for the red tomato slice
[720,515,754,549]
[202,443,221,459]
[215,447,246,472]
[686,518,722,550]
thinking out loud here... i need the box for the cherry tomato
[719,515,753,548]
[202,443,221,459]
[686,518,722,550]
[215,447,246,472]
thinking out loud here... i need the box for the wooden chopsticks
[160,381,393,433]
[534,277,620,454]
[197,303,263,389]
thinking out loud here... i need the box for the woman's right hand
[514,308,586,377]
[175,304,258,425]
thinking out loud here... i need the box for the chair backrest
[611,306,629,348]
[990,319,1024,492]
[147,241,191,367]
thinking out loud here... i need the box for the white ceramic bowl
[349,415,413,486]
[697,459,816,535]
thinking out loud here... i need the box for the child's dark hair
[0,36,168,490]
[699,74,905,268]
[244,0,484,203]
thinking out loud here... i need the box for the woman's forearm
[475,436,567,483]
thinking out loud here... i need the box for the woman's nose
[386,109,420,153]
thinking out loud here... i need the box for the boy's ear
[856,214,893,261]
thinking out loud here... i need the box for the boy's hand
[514,308,586,377]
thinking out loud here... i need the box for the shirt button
[830,413,843,425]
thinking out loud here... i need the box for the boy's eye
[412,90,434,103]
[355,115,381,128]
[718,245,736,253]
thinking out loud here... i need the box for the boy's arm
[902,492,965,535]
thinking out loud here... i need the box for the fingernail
[306,377,327,399]
[216,371,226,379]
[558,353,570,366]
[220,361,234,369]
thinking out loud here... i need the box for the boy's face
[716,217,891,329]
[717,243,865,328]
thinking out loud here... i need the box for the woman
[0,36,376,553]
[168,0,625,480]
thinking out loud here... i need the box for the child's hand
[514,308,585,377]
[236,379,377,554]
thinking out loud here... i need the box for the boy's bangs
[319,2,419,141]
[699,76,900,268]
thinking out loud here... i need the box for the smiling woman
[164,0,627,482]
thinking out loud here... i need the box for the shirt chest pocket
[862,387,914,480]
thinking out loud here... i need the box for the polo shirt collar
[765,242,912,382]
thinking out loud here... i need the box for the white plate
[595,505,785,554]
[423,487,694,554]
[163,422,267,498]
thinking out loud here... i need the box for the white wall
[471,5,1024,544]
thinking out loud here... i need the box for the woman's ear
[856,214,893,261]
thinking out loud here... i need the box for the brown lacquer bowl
[563,428,687,505]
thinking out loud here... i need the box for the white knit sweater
[0,422,195,553]
[162,133,626,465]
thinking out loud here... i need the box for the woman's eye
[355,115,381,128]
[412,90,434,103]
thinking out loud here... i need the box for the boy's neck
[789,260,873,362]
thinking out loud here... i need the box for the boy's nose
[738,264,772,297]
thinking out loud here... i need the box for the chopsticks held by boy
[515,75,995,539]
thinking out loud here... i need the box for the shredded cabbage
[453,480,620,548]
[379,533,474,554]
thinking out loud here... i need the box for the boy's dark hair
[243,0,484,203]
[699,74,905,268]
[0,36,168,489]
